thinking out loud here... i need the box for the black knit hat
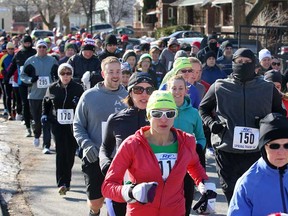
[259,113,288,150]
[23,34,32,43]
[105,34,117,45]
[204,51,216,62]
[264,70,282,83]
[123,50,137,62]
[232,48,255,63]
[221,40,233,50]
[127,72,154,92]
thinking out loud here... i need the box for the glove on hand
[121,182,158,204]
[83,145,98,163]
[31,75,39,83]
[210,121,225,134]
[193,190,217,214]
[41,115,48,125]
[197,182,207,195]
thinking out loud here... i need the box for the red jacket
[102,126,208,216]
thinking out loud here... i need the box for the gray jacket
[199,76,286,153]
[73,82,127,155]
[20,55,58,100]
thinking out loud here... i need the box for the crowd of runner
[0,30,287,216]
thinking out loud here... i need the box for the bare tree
[79,0,100,29]
[108,0,133,28]
[58,0,78,35]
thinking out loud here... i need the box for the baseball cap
[36,40,48,48]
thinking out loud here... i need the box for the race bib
[155,153,177,181]
[37,76,50,88]
[57,109,74,124]
[233,126,259,150]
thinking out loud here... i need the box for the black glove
[193,190,217,214]
[209,121,225,134]
[31,75,39,83]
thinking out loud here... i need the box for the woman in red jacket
[102,90,208,216]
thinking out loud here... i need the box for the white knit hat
[57,63,74,76]
[258,48,271,62]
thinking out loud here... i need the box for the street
[0,102,228,216]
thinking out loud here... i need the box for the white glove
[81,71,91,89]
[197,182,207,195]
[83,145,98,163]
[121,182,158,204]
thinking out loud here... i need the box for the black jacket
[99,107,149,175]
[67,52,102,84]
[6,46,37,81]
[98,49,122,62]
[42,80,84,124]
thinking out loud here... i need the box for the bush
[155,25,192,39]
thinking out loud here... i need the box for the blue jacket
[160,83,201,109]
[201,64,227,85]
[174,96,206,149]
[228,157,288,216]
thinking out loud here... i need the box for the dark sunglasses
[38,46,47,49]
[132,86,155,95]
[150,110,177,119]
[60,72,72,76]
[180,69,193,73]
[272,62,281,66]
[267,143,288,150]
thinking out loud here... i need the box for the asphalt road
[0,102,228,216]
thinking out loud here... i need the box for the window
[138,10,141,22]
[168,7,173,19]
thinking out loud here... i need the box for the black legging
[13,87,22,115]
[19,85,31,128]
[0,79,7,110]
[4,83,13,114]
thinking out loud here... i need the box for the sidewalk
[0,101,228,216]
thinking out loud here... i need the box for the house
[0,6,13,32]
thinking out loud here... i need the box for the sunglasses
[38,46,47,49]
[272,62,281,66]
[267,143,288,150]
[60,72,72,76]
[150,110,177,119]
[132,86,155,95]
[180,69,193,73]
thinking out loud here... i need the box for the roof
[170,0,204,6]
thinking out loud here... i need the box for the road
[0,102,228,216]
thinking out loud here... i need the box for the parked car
[160,30,204,47]
[108,27,135,37]
[30,30,54,40]
[87,23,113,34]
[177,37,203,45]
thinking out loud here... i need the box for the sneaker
[15,114,22,121]
[42,148,51,154]
[25,128,32,137]
[206,148,215,157]
[58,186,67,195]
[3,109,8,116]
[8,114,14,120]
[33,138,40,147]
[89,210,100,216]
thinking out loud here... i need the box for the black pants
[0,79,7,110]
[51,123,77,188]
[4,83,13,114]
[19,85,31,128]
[29,99,51,148]
[12,87,22,115]
[215,150,260,204]
[184,145,206,216]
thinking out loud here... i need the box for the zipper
[62,85,68,109]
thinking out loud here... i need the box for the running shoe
[58,186,67,195]
[33,138,40,147]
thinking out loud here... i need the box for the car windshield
[34,31,54,37]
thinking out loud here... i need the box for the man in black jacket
[67,38,102,85]
[98,34,122,62]
[6,35,36,137]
